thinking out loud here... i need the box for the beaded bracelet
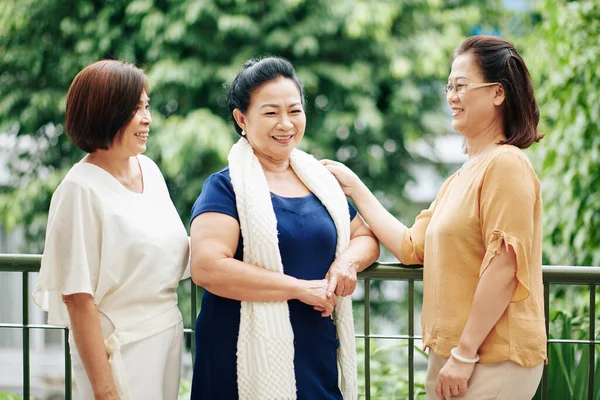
[450,347,480,364]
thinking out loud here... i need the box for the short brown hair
[455,36,544,149]
[65,60,148,153]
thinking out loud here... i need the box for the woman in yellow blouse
[323,35,546,400]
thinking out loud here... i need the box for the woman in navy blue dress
[189,57,380,400]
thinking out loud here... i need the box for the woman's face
[447,53,503,137]
[234,77,306,163]
[112,90,152,156]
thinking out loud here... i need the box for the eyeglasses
[443,82,499,95]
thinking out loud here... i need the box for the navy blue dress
[190,168,357,400]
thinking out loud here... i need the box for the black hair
[227,57,305,136]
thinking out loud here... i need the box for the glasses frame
[443,82,499,95]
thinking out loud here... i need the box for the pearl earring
[241,130,246,136]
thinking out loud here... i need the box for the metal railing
[1,254,599,399]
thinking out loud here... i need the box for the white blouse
[33,154,189,346]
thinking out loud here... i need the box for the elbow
[61,293,95,317]
[191,260,218,290]
[370,241,381,264]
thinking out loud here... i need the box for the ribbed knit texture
[228,138,358,400]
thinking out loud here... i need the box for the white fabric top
[33,153,189,352]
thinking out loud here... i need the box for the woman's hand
[325,257,358,297]
[297,279,338,317]
[434,356,475,400]
[321,159,363,198]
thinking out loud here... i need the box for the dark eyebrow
[259,102,302,109]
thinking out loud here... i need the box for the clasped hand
[299,279,338,317]
[300,258,358,317]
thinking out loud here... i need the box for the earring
[241,130,246,136]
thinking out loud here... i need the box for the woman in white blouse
[33,60,190,400]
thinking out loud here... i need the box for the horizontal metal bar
[3,254,600,283]
[0,254,43,272]
[541,266,600,284]
[0,324,195,333]
[359,262,424,280]
[548,338,600,345]
[355,334,423,340]
[0,323,68,330]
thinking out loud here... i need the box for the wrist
[292,278,308,301]
[450,347,480,364]
[455,341,478,359]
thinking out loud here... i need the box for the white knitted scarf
[228,138,358,400]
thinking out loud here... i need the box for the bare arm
[326,214,380,297]
[190,212,336,314]
[435,248,518,399]
[321,160,407,261]
[456,247,518,357]
[63,293,119,400]
[347,181,407,261]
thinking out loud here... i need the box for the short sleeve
[400,200,435,265]
[479,151,540,302]
[33,181,102,327]
[190,170,239,225]
[348,201,358,221]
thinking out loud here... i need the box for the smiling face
[233,77,306,163]
[447,53,504,138]
[111,91,151,156]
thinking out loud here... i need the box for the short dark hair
[455,36,543,148]
[227,57,305,136]
[65,60,148,153]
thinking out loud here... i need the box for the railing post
[64,328,72,399]
[589,284,596,400]
[22,272,30,400]
[191,281,197,363]
[542,282,550,400]
[408,279,415,400]
[364,279,371,400]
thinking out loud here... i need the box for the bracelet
[450,347,480,364]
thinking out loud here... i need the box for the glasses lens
[443,84,451,94]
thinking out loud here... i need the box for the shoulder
[194,167,236,202]
[204,167,233,192]
[487,145,536,171]
[137,154,163,176]
[55,163,94,195]
[48,165,99,218]
[191,167,237,223]
[483,145,540,193]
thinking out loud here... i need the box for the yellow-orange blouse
[401,145,546,367]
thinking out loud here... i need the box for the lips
[451,108,464,116]
[134,132,149,139]
[272,134,294,143]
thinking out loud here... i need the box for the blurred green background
[1,0,598,266]
[0,0,599,399]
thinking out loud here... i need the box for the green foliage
[356,340,428,399]
[532,286,600,400]
[522,0,600,266]
[0,394,24,400]
[0,0,503,249]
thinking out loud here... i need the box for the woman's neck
[85,150,135,179]
[464,124,506,158]
[255,152,292,174]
